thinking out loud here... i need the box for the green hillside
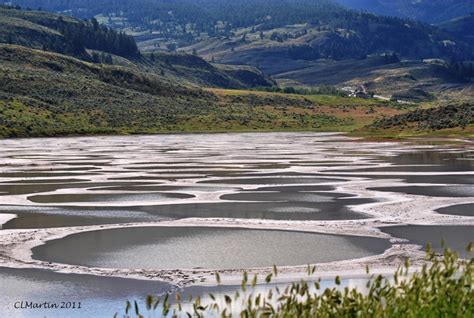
[362,103,474,138]
[0,6,139,59]
[141,52,274,88]
[9,0,474,61]
[0,5,472,139]
[0,6,272,89]
[271,56,473,102]
[1,44,472,139]
[2,42,413,137]
[0,44,211,136]
[5,1,474,101]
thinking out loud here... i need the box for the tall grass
[118,244,473,317]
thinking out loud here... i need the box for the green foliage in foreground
[120,245,473,317]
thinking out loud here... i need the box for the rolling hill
[1,6,415,138]
[335,0,474,24]
[11,0,473,61]
[0,5,472,138]
[2,43,414,138]
[0,6,272,89]
[439,14,474,47]
[8,0,474,101]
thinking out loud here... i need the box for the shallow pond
[436,203,474,217]
[370,185,474,197]
[0,267,171,318]
[0,267,370,318]
[381,225,474,258]
[0,132,472,316]
[0,134,471,223]
[27,192,195,204]
[32,227,391,270]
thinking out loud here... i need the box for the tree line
[6,0,474,61]
[1,5,139,59]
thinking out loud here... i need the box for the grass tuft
[122,245,473,317]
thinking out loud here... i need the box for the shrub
[370,103,474,131]
[119,244,473,317]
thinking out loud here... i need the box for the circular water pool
[32,226,391,270]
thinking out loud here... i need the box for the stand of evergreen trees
[1,5,139,59]
[8,0,473,61]
[447,60,474,81]
[57,16,139,58]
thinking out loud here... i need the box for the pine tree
[91,52,100,63]
[105,54,113,64]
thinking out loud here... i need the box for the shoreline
[0,221,425,287]
[0,133,472,290]
[0,129,473,142]
[1,181,472,288]
[0,213,16,228]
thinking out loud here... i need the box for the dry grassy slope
[1,44,468,138]
[251,55,471,102]
[217,50,474,101]
[140,52,274,89]
[0,44,216,136]
[0,44,211,101]
[359,103,474,138]
[0,12,64,49]
[438,15,474,46]
[0,7,273,90]
[208,88,407,128]
[1,7,471,138]
[0,45,411,138]
[271,57,472,102]
[179,23,473,101]
[337,0,472,24]
[0,6,95,59]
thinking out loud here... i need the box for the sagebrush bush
[119,244,473,318]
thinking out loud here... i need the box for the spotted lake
[0,133,472,317]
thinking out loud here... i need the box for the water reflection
[436,203,474,217]
[381,225,474,258]
[0,133,472,317]
[370,185,474,197]
[0,267,171,318]
[0,266,372,318]
[33,227,391,270]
